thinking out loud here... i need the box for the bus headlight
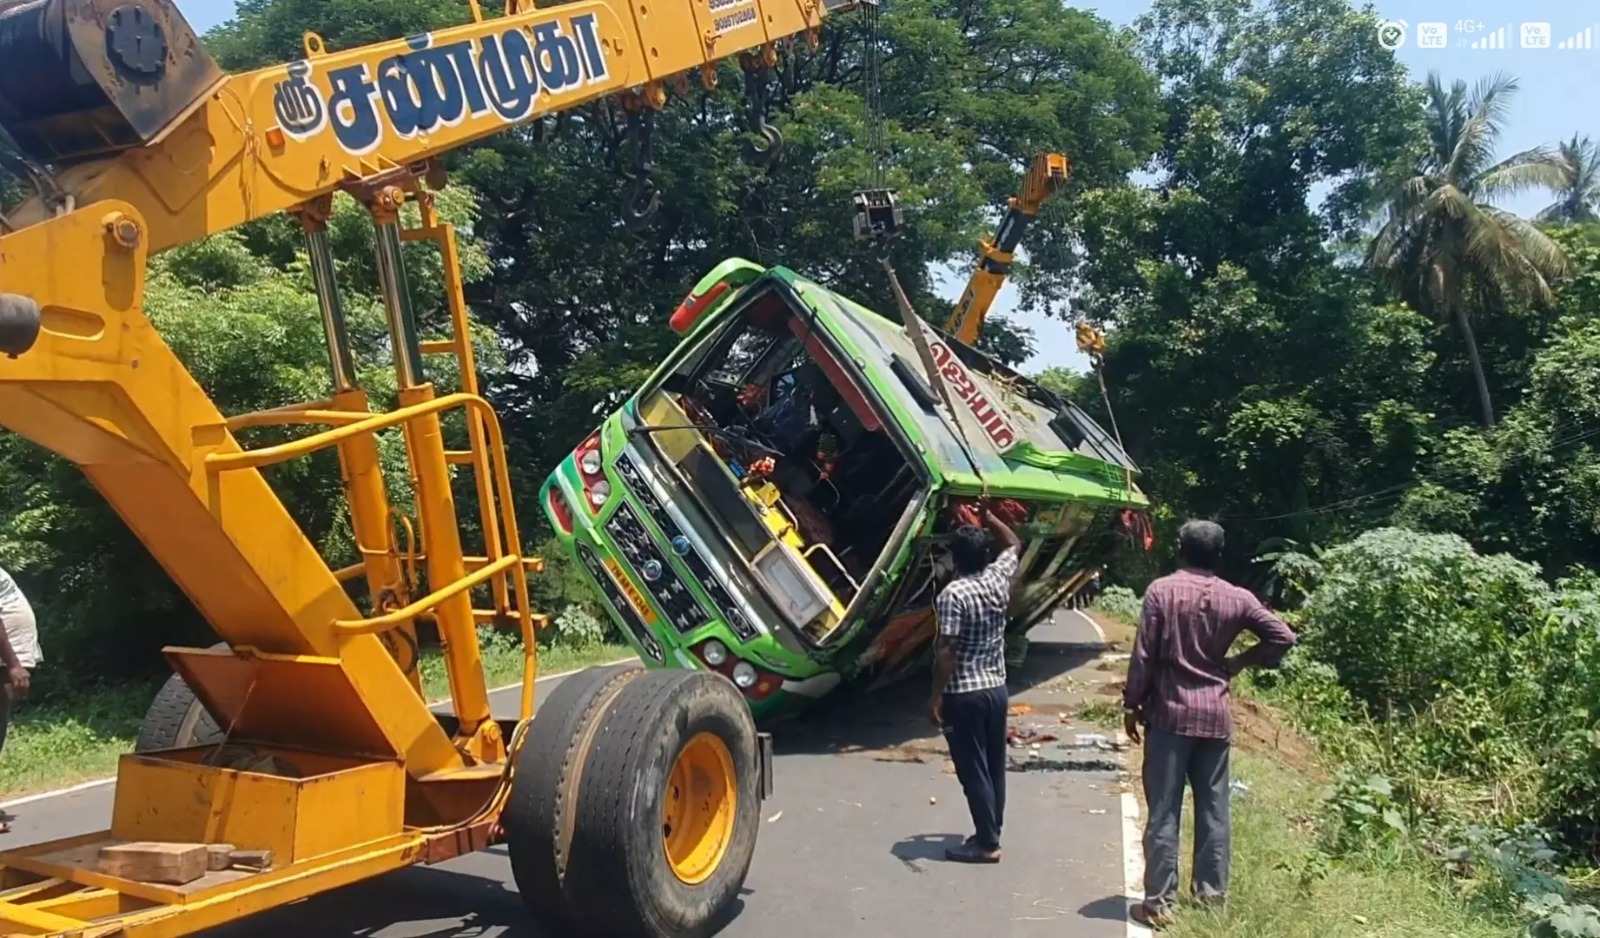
[732,661,757,688]
[586,479,611,508]
[702,640,728,666]
[579,447,604,476]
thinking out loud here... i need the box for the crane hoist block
[0,0,223,165]
[851,188,902,242]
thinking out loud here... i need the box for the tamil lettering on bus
[928,340,1020,450]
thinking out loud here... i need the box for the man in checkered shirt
[930,504,1021,864]
[1123,520,1298,927]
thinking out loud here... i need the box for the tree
[1538,134,1600,225]
[1368,72,1570,428]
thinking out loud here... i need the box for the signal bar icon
[1470,25,1508,49]
[1557,26,1595,49]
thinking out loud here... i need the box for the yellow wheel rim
[661,731,738,885]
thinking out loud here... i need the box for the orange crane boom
[944,151,1070,346]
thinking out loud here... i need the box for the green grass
[1157,747,1520,938]
[417,638,634,701]
[0,640,636,800]
[1076,698,1123,728]
[0,683,153,799]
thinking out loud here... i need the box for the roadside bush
[1264,526,1600,935]
[1285,528,1556,722]
[1092,585,1142,625]
[551,603,611,650]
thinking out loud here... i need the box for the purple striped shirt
[1122,569,1298,739]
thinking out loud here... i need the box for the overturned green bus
[540,259,1152,721]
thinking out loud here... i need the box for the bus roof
[775,270,1149,509]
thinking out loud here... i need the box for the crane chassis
[0,0,857,933]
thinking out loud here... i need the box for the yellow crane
[944,151,1070,346]
[0,0,856,934]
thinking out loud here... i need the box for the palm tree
[1369,72,1570,428]
[1537,134,1600,224]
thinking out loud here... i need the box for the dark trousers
[942,685,1009,850]
[1142,728,1231,911]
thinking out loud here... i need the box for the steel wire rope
[1219,419,1600,523]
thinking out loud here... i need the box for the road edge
[0,656,638,810]
[1076,608,1151,938]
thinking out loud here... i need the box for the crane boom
[0,0,848,252]
[945,151,1070,346]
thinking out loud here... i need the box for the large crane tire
[506,667,761,938]
[503,663,647,931]
[567,668,761,936]
[133,642,227,753]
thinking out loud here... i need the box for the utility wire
[1221,419,1600,523]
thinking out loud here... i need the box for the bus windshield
[627,285,926,640]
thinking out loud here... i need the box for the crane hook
[623,175,661,227]
[741,124,784,168]
[620,106,661,227]
[739,58,783,169]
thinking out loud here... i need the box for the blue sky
[176,0,1598,373]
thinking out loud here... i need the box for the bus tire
[503,663,645,930]
[563,669,761,938]
[134,642,226,753]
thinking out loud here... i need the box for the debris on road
[1007,726,1059,746]
[767,811,784,823]
[1008,703,1034,715]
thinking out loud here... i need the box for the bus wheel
[134,642,226,753]
[505,668,761,938]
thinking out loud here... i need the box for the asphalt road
[4,611,1132,937]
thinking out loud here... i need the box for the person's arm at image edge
[0,614,28,695]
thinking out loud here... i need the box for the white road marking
[1073,607,1108,645]
[0,656,637,810]
[1121,786,1152,938]
[1100,602,1149,938]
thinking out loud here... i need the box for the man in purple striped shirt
[1122,521,1298,927]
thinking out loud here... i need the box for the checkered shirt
[935,546,1019,695]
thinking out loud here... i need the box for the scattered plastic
[1007,726,1059,746]
[767,811,784,823]
[1008,703,1035,716]
[1088,809,1108,815]
[1075,733,1114,750]
[1230,780,1251,798]
[929,796,938,805]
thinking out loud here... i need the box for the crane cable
[862,0,885,188]
[1046,198,1134,499]
[856,2,990,503]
